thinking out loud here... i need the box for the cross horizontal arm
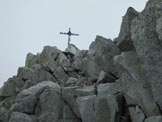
[71,33,79,36]
[60,32,68,35]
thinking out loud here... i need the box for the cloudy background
[0,0,148,87]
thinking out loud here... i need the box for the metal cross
[60,28,79,46]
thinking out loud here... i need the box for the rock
[56,52,69,65]
[89,36,121,75]
[54,66,69,85]
[96,70,118,84]
[66,77,78,85]
[39,46,74,74]
[39,46,61,64]
[58,120,64,122]
[75,86,96,96]
[17,67,34,80]
[0,107,8,122]
[95,95,118,122]
[0,96,15,110]
[0,76,24,97]
[8,81,61,122]
[76,95,96,122]
[62,86,96,118]
[77,95,118,122]
[17,81,60,100]
[156,16,162,41]
[145,116,162,122]
[63,105,75,120]
[130,0,162,110]
[63,105,81,122]
[97,83,120,96]
[74,36,121,85]
[39,46,72,73]
[59,58,73,73]
[28,64,55,87]
[38,88,65,122]
[129,106,145,122]
[73,50,88,71]
[9,112,36,122]
[65,44,80,55]
[114,7,139,52]
[41,58,58,73]
[9,81,60,115]
[9,93,39,114]
[114,51,161,116]
[25,53,40,68]
[82,56,99,82]
[75,77,88,87]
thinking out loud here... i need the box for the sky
[0,0,148,87]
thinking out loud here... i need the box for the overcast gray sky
[0,0,148,87]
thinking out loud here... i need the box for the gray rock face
[77,95,118,122]
[0,107,8,122]
[130,0,162,111]
[25,53,40,68]
[25,64,54,88]
[114,52,160,116]
[17,67,34,80]
[97,83,120,96]
[65,44,80,55]
[54,66,69,85]
[16,81,60,100]
[9,112,36,122]
[39,46,61,64]
[38,88,64,122]
[96,70,118,84]
[114,7,139,52]
[145,116,162,122]
[129,106,145,122]
[73,36,121,85]
[89,36,121,75]
[62,86,96,118]
[66,77,78,86]
[0,76,24,97]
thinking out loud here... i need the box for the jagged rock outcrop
[1,0,162,122]
[114,7,139,52]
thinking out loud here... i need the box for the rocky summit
[1,0,162,122]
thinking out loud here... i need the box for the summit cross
[60,28,79,46]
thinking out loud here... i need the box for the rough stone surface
[114,51,160,116]
[25,53,40,68]
[65,44,80,55]
[0,76,24,97]
[129,106,145,122]
[96,70,118,84]
[54,66,69,85]
[62,86,96,118]
[0,106,8,122]
[97,83,120,96]
[66,77,78,86]
[17,67,34,80]
[77,95,118,122]
[9,112,36,122]
[37,88,65,122]
[145,116,162,122]
[114,7,139,52]
[89,36,121,75]
[131,0,162,110]
[16,81,60,100]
